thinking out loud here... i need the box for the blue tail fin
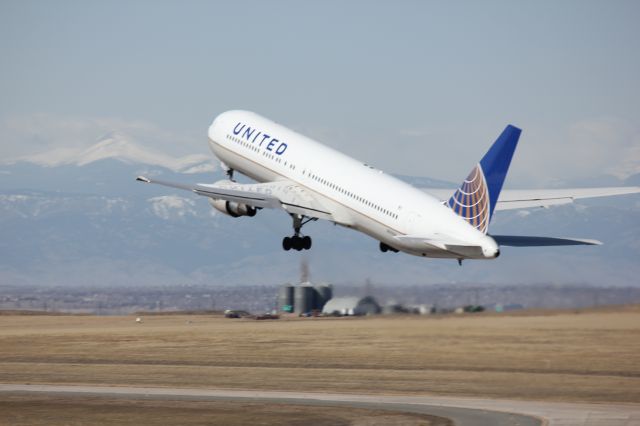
[447,125,521,233]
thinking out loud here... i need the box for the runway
[2,384,639,425]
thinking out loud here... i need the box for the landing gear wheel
[302,236,312,250]
[282,237,292,251]
[291,236,303,251]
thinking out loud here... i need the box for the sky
[1,0,640,186]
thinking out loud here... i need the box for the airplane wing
[136,176,334,221]
[423,186,640,211]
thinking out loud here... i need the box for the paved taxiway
[2,384,639,425]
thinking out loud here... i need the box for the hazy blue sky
[2,0,639,185]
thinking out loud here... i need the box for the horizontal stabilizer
[425,186,640,211]
[492,235,602,247]
[493,187,640,210]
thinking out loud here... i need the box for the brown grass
[0,306,639,403]
[0,395,446,426]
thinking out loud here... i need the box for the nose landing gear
[220,162,236,182]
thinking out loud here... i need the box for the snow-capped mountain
[3,131,216,174]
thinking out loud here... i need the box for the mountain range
[1,135,639,288]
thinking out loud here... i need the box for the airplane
[136,110,640,263]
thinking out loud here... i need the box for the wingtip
[136,176,151,183]
[567,237,603,246]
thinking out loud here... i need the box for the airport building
[322,296,381,316]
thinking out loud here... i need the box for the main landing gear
[379,242,399,253]
[283,235,311,251]
[282,214,315,251]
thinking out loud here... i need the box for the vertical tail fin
[447,125,521,233]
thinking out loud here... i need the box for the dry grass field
[0,305,639,405]
[0,395,446,426]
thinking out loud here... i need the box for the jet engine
[209,199,257,218]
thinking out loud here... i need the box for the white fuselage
[207,110,499,259]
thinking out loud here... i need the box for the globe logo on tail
[447,164,490,234]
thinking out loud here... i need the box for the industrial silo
[314,284,333,310]
[278,284,294,313]
[294,284,315,314]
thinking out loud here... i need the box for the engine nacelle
[209,199,257,218]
